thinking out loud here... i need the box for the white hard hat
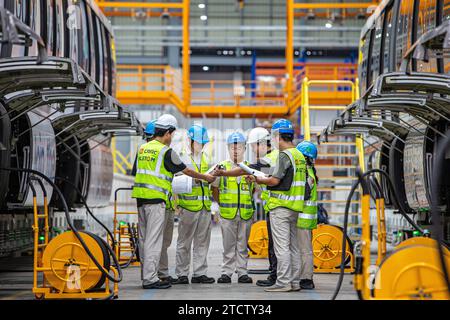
[247,127,270,144]
[155,114,178,130]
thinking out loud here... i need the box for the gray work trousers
[158,209,174,278]
[269,207,300,287]
[175,208,212,277]
[220,213,252,277]
[138,202,166,285]
[297,228,314,280]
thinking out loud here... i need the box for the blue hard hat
[188,124,210,144]
[227,132,246,144]
[272,119,294,134]
[144,120,156,135]
[297,141,318,159]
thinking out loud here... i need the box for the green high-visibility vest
[176,151,212,212]
[297,166,318,229]
[267,148,306,212]
[131,140,174,202]
[218,160,255,220]
[260,149,279,211]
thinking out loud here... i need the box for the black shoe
[238,275,253,284]
[256,277,276,287]
[142,280,171,289]
[191,275,216,284]
[217,274,232,283]
[300,279,315,290]
[171,276,189,284]
[159,276,174,283]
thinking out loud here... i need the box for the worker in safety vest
[132,114,215,289]
[171,124,215,285]
[211,132,255,284]
[212,127,280,286]
[296,141,318,290]
[247,119,306,292]
[132,120,176,283]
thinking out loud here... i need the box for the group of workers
[131,113,319,292]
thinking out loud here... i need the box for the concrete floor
[0,223,358,300]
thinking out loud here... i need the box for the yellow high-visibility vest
[267,148,306,212]
[131,140,173,202]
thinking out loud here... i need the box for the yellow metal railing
[115,62,357,117]
[300,77,365,239]
[300,78,357,141]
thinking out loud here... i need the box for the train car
[0,1,142,257]
[321,0,450,240]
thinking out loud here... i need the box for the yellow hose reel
[41,231,110,294]
[373,241,450,300]
[248,220,269,258]
[312,224,354,273]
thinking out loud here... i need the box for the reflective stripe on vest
[298,213,317,220]
[268,192,304,201]
[176,151,212,212]
[218,160,254,220]
[133,183,169,195]
[267,148,306,212]
[220,203,254,209]
[131,140,174,201]
[178,195,213,201]
[136,169,172,181]
[297,165,318,230]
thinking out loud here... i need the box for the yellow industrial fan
[248,220,269,258]
[312,224,354,273]
[24,172,120,300]
[39,231,113,296]
[347,168,450,300]
[372,241,450,300]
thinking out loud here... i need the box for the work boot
[300,279,315,290]
[159,275,174,283]
[291,282,301,292]
[264,284,292,292]
[238,275,253,283]
[191,275,216,284]
[171,276,189,284]
[217,274,232,283]
[142,280,171,289]
[256,276,276,287]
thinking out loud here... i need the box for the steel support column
[182,0,190,113]
[286,0,294,112]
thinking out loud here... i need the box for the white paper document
[238,162,267,178]
[172,174,193,194]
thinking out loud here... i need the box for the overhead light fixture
[198,3,206,9]
[200,15,208,21]
[246,50,252,55]
[325,22,333,29]
[229,50,234,55]
[202,66,209,71]
[223,50,229,55]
